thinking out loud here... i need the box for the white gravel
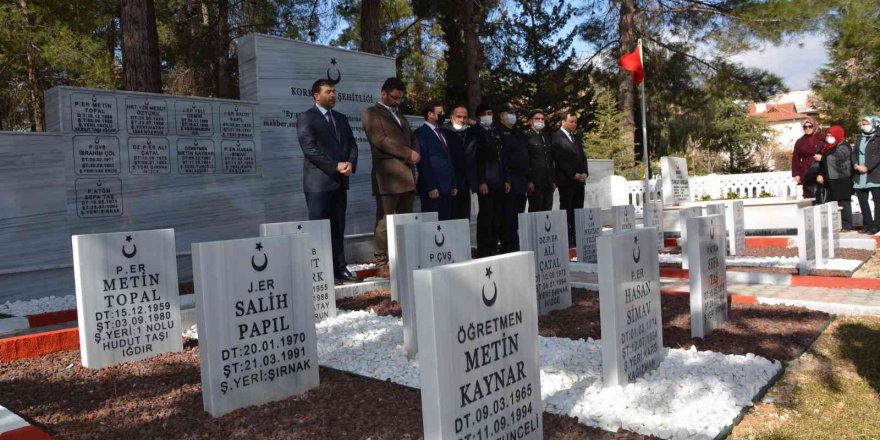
[185,310,781,439]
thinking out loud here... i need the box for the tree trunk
[617,0,637,156]
[19,0,43,131]
[461,0,482,116]
[106,16,117,59]
[360,0,383,54]
[120,0,162,92]
[215,0,233,98]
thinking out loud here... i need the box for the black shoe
[335,268,361,284]
[869,228,880,235]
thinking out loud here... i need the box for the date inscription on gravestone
[126,98,168,136]
[222,140,257,174]
[177,138,216,174]
[73,136,121,175]
[71,93,118,134]
[128,137,171,175]
[175,100,214,136]
[220,104,255,138]
[75,178,123,218]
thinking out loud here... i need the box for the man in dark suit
[297,78,360,283]
[415,102,457,220]
[495,102,529,253]
[473,103,508,256]
[443,104,479,220]
[551,111,589,246]
[363,77,421,275]
[525,109,555,212]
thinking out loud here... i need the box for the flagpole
[638,39,650,205]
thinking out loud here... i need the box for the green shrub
[726,191,739,200]
[701,194,712,201]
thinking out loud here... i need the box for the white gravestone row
[389,212,439,302]
[397,219,471,359]
[660,156,691,205]
[193,235,319,417]
[826,202,841,258]
[415,252,542,440]
[574,207,603,265]
[611,204,636,231]
[678,206,703,270]
[686,215,729,338]
[813,205,830,266]
[598,228,664,387]
[518,210,571,315]
[259,220,337,322]
[643,201,664,251]
[73,228,182,369]
[797,206,817,275]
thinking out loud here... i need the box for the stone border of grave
[0,405,55,440]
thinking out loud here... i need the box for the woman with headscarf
[815,125,853,230]
[852,116,880,234]
[791,116,823,198]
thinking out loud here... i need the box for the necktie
[326,111,338,140]
[434,127,448,154]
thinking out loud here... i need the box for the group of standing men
[297,77,589,282]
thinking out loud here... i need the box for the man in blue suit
[415,102,457,220]
[297,78,360,283]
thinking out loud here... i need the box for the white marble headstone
[813,205,829,265]
[518,210,571,315]
[611,204,636,231]
[729,201,745,255]
[825,202,841,258]
[72,228,182,369]
[259,220,336,321]
[797,206,817,275]
[686,215,728,338]
[389,212,438,301]
[598,228,663,387]
[660,157,690,205]
[414,252,542,440]
[679,206,703,269]
[643,201,664,251]
[193,235,319,417]
[574,207,603,264]
[397,219,471,359]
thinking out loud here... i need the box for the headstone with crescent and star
[611,204,636,232]
[643,200,665,251]
[192,235,319,417]
[388,212,439,301]
[678,206,703,269]
[414,251,543,440]
[597,228,663,387]
[686,214,729,338]
[660,156,691,205]
[397,219,471,359]
[796,206,817,275]
[517,210,571,315]
[72,228,182,369]
[259,220,336,322]
[574,207,603,264]
[706,201,745,255]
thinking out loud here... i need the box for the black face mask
[437,114,448,125]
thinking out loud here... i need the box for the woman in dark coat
[815,125,853,230]
[791,116,823,198]
[852,115,880,234]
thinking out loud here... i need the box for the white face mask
[533,121,545,131]
[825,136,836,145]
[452,122,467,130]
[505,113,517,125]
[479,115,493,127]
[861,124,874,134]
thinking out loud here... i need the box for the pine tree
[584,88,636,177]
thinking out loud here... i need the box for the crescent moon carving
[251,253,268,272]
[122,244,137,259]
[544,220,552,232]
[633,242,641,263]
[710,224,715,240]
[588,210,594,221]
[326,68,341,84]
[434,233,445,247]
[482,281,498,307]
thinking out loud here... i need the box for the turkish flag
[619,45,644,84]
